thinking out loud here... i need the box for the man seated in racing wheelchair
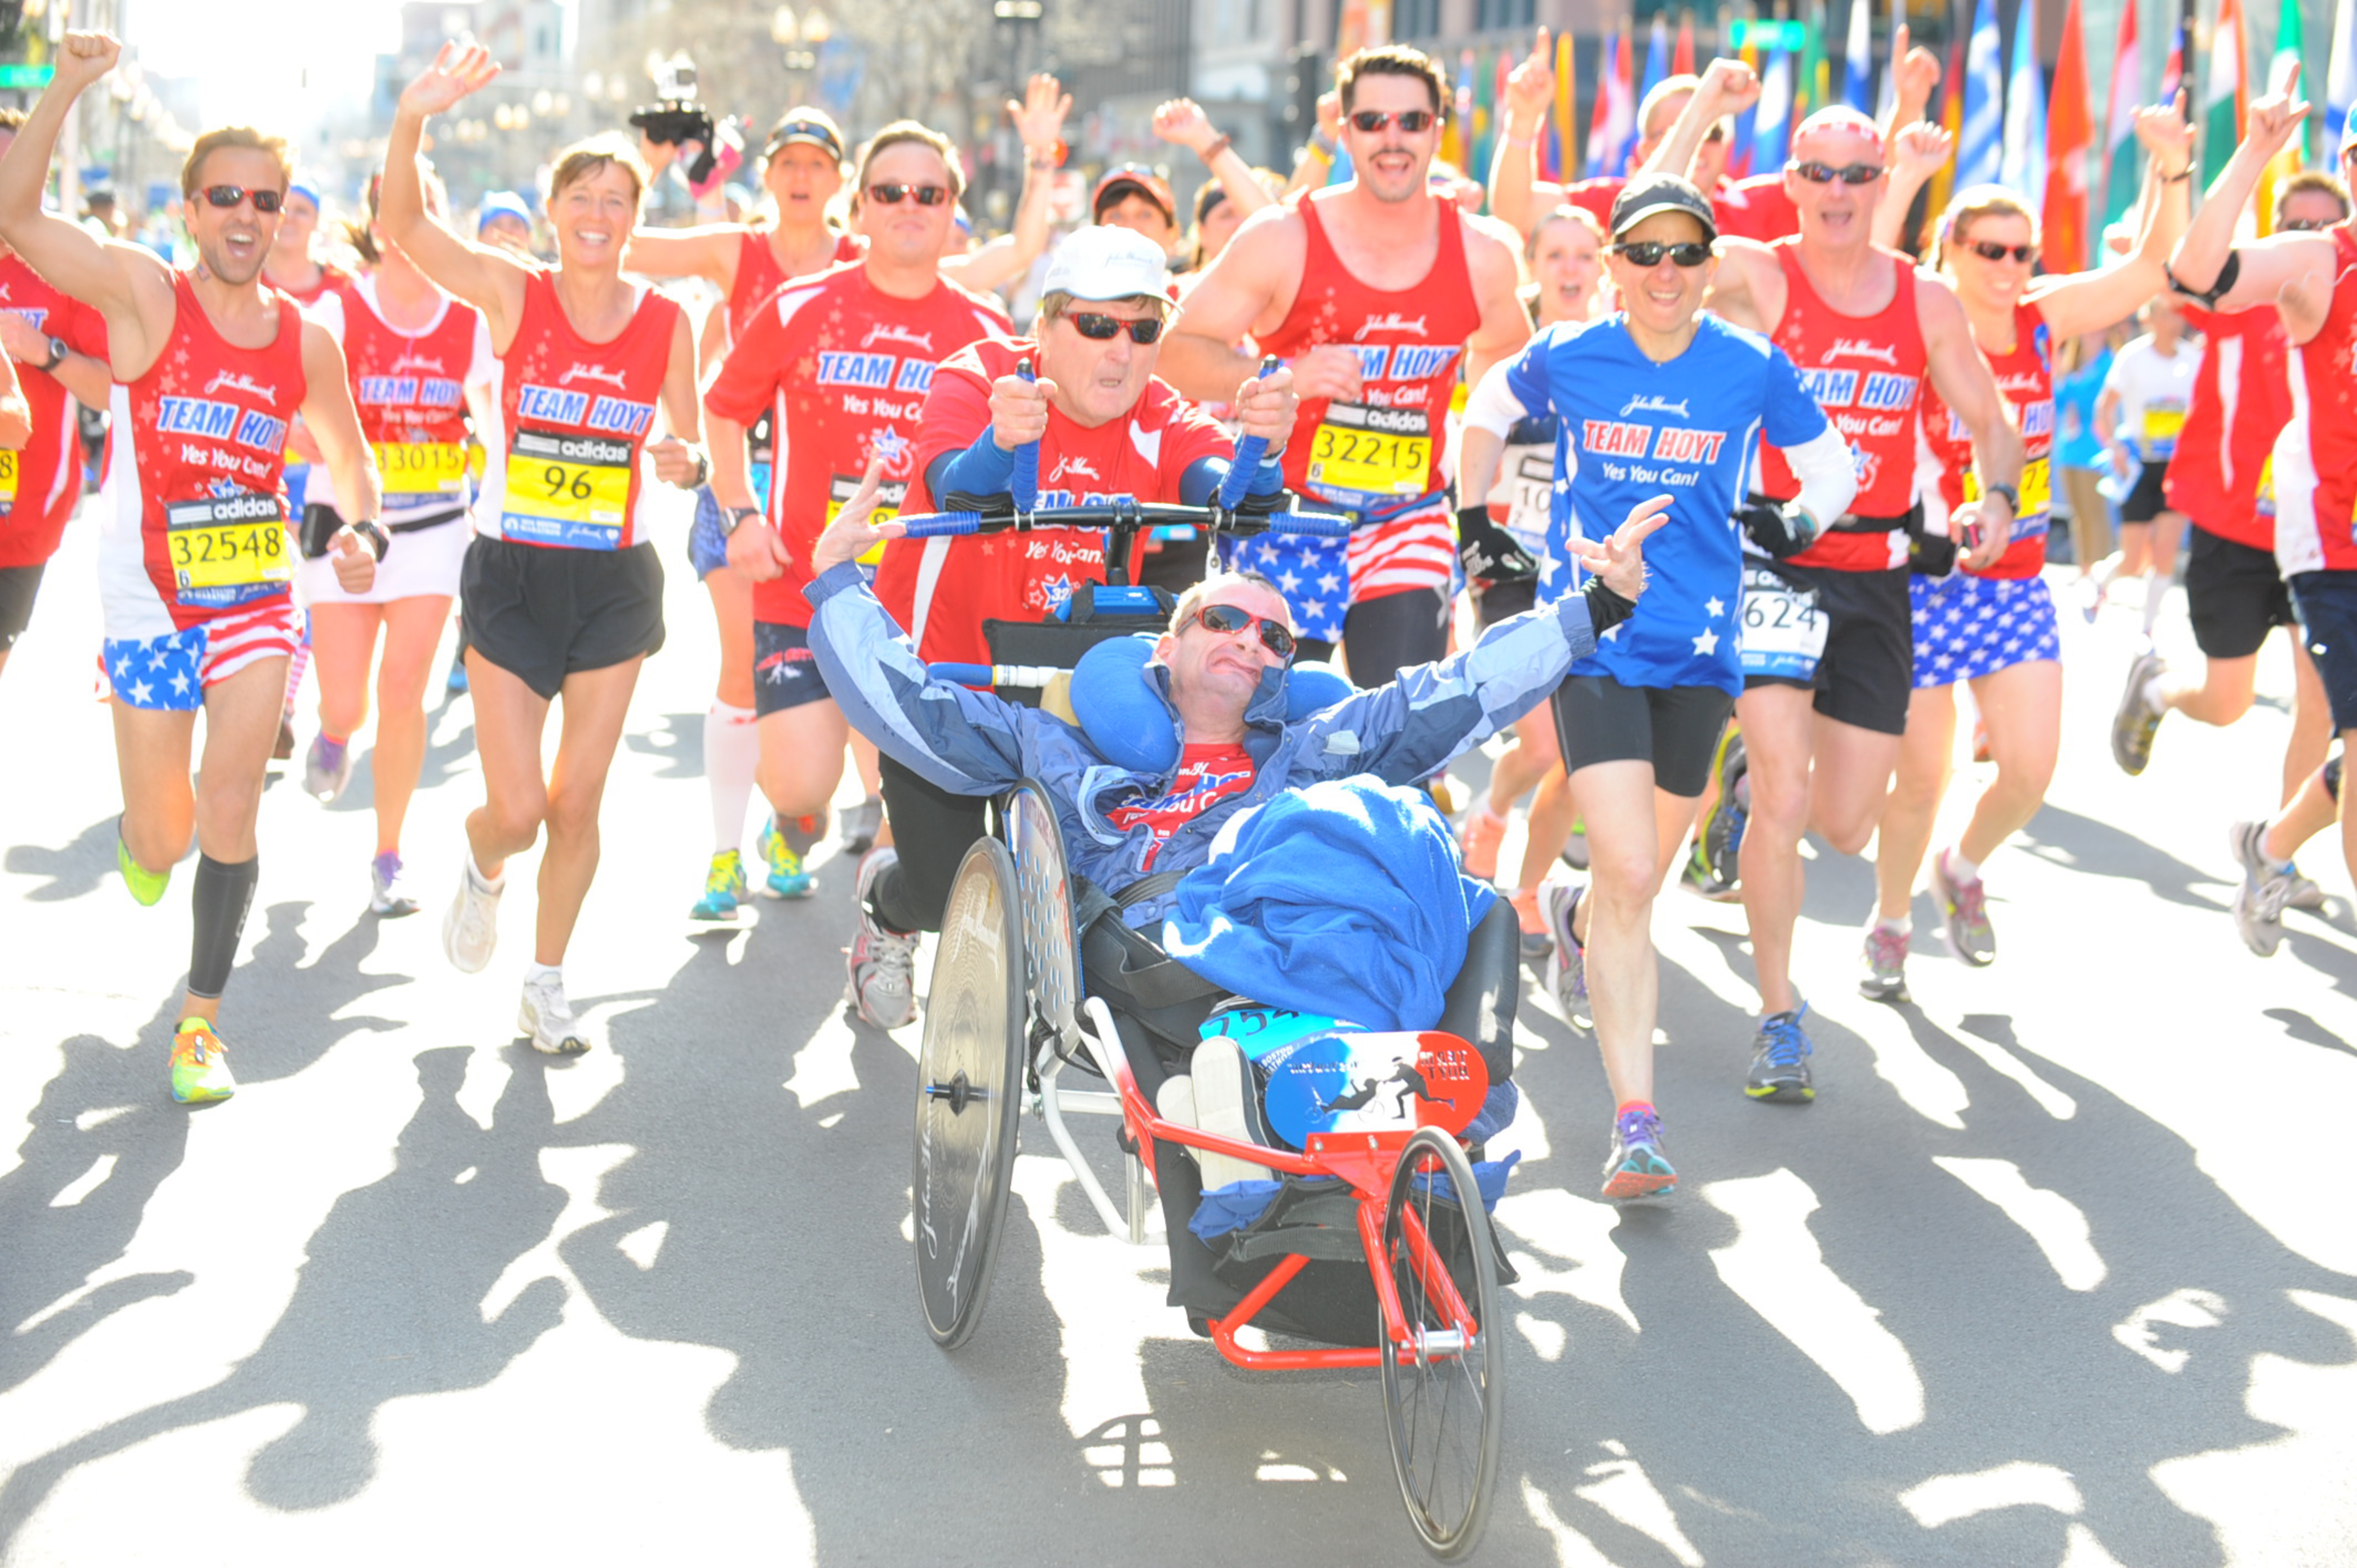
[803,480,1668,1335]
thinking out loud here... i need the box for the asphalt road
[3,492,2354,1567]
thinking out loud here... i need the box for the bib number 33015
[1738,564,1828,681]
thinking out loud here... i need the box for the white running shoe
[1188,1035,1275,1189]
[519,974,591,1056]
[845,848,920,1029]
[443,854,503,974]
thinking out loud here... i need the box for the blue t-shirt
[2053,346,2112,470]
[1503,313,1831,694]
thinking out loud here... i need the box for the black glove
[1456,505,1540,585]
[629,103,720,183]
[1738,498,1823,561]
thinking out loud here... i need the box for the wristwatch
[37,337,67,374]
[687,448,712,490]
[720,505,763,538]
[1982,479,2020,517]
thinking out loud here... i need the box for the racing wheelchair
[890,476,1522,1559]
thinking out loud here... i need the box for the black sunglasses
[1065,312,1165,344]
[866,182,949,207]
[202,185,285,213]
[1348,109,1438,134]
[1615,240,1713,268]
[1965,238,2038,264]
[1191,602,1296,659]
[2279,216,2339,232]
[1788,160,1885,186]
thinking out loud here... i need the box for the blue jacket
[804,560,1603,928]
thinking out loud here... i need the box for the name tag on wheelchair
[1258,1031,1488,1149]
[1738,564,1827,682]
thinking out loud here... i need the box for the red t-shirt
[2166,302,2291,553]
[2274,226,2357,575]
[1103,742,1257,866]
[1918,299,2054,578]
[704,259,1010,627]
[873,335,1233,666]
[0,254,109,569]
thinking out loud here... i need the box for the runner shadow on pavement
[2016,804,2225,912]
[2261,1005,2356,1059]
[3,814,119,903]
[619,710,703,780]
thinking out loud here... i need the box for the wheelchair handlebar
[928,661,1063,688]
[897,502,1352,540]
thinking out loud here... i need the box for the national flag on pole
[1799,0,1829,117]
[1590,27,1637,177]
[1730,7,1761,177]
[1876,0,1903,120]
[2257,0,2305,230]
[1755,39,1795,171]
[2044,0,2094,272]
[1491,46,1514,174]
[2330,0,2357,160]
[1471,44,1496,179]
[1635,13,1670,164]
[2160,21,2187,109]
[1553,31,1578,183]
[2202,0,2249,187]
[1441,50,1471,172]
[1675,10,1696,76]
[2102,0,2142,227]
[1930,26,1966,216]
[1957,0,2005,189]
[1843,0,1874,113]
[2001,0,2047,209]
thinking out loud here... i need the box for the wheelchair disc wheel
[912,837,1028,1349]
[1379,1128,1504,1560]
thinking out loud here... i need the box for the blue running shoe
[756,816,815,899]
[1745,1002,1814,1103]
[1601,1108,1677,1200]
[691,848,750,921]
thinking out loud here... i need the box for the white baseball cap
[1042,225,1173,304]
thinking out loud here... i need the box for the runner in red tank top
[1857,144,2187,1003]
[2104,173,2347,813]
[263,177,354,308]
[1649,63,2024,1097]
[1163,44,1530,682]
[2170,88,2357,917]
[382,41,706,1056]
[704,121,1012,911]
[295,166,498,917]
[0,33,388,1104]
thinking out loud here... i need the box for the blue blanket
[1160,775,1497,1032]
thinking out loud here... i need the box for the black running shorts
[0,563,43,650]
[1741,560,1914,735]
[1551,675,1735,798]
[2185,524,2294,661]
[2118,457,2174,524]
[461,536,665,701]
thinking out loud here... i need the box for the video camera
[629,56,720,185]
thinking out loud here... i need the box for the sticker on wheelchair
[1204,1006,1363,1064]
[1738,564,1828,682]
[1260,1032,1489,1148]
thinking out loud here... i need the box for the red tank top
[1762,240,1927,570]
[119,273,308,627]
[727,227,862,338]
[337,278,484,523]
[483,268,681,551]
[2276,226,2357,575]
[1919,299,2053,578]
[1262,193,1483,507]
[2169,302,2293,554]
[278,261,354,309]
[0,254,107,570]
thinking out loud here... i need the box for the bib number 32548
[164,491,291,608]
[1738,564,1828,681]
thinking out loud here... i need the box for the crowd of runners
[0,24,2348,1205]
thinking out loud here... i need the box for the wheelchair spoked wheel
[1379,1128,1505,1560]
[912,837,1029,1349]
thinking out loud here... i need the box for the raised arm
[1872,120,1953,253]
[2032,100,2193,338]
[1918,274,2024,567]
[1880,26,1941,145]
[1699,235,1780,334]
[380,43,533,345]
[1282,92,1343,200]
[1488,30,1568,238]
[1645,57,1758,185]
[944,73,1070,293]
[0,32,175,377]
[2170,79,2335,310]
[1154,95,1275,233]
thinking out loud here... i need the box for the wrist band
[1309,130,1338,157]
[352,520,390,563]
[1199,133,1231,164]
[2161,166,2193,183]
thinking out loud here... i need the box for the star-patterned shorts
[100,597,302,712]
[1909,572,2061,689]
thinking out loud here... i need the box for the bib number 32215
[1738,564,1828,682]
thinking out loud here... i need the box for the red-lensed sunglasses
[1188,602,1296,659]
[202,185,285,213]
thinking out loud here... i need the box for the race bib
[1505,449,1554,551]
[2256,454,2276,519]
[2141,405,2186,456]
[373,439,467,500]
[165,492,291,606]
[0,450,16,514]
[1738,564,1827,681]
[502,428,632,549]
[1963,456,2052,518]
[828,474,906,566]
[1306,402,1431,498]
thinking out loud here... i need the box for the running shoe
[1745,1003,1814,1103]
[2228,818,2293,958]
[1696,730,1748,894]
[1459,809,1505,881]
[168,1017,237,1104]
[442,854,502,973]
[1560,818,1590,871]
[117,829,170,907]
[1539,881,1590,1029]
[1859,921,1910,1002]
[1190,1034,1277,1188]
[756,814,816,899]
[304,733,354,801]
[846,848,920,1029]
[446,654,469,696]
[1929,849,1996,966]
[690,848,750,922]
[519,973,591,1056]
[839,795,885,856]
[272,715,297,761]
[2111,649,2166,776]
[1507,886,1554,960]
[369,851,420,917]
[2285,866,2327,913]
[1601,1107,1676,1201]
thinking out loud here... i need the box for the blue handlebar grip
[1268,512,1353,538]
[1218,356,1282,509]
[1012,357,1040,513]
[928,663,996,685]
[900,512,985,538]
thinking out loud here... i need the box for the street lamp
[771,7,830,82]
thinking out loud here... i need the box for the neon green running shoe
[169,1017,238,1104]
[756,816,814,899]
[691,848,750,921]
[118,831,170,907]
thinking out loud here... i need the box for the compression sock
[281,635,311,721]
[187,854,259,1000]
[704,701,759,853]
[2141,573,2165,636]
